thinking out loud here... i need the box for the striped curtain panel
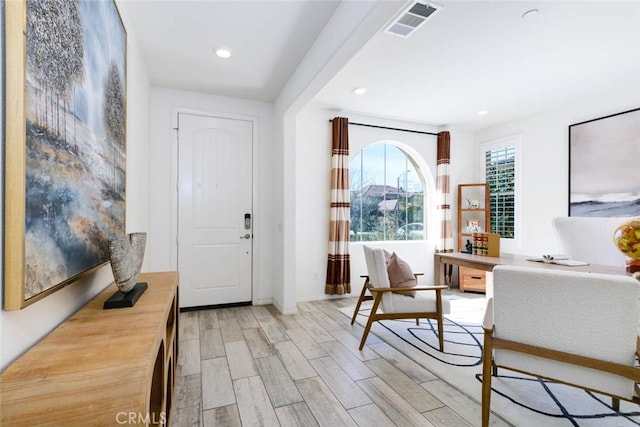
[436,131,454,256]
[325,117,351,295]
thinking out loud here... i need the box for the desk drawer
[459,267,486,292]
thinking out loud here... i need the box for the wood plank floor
[171,296,512,427]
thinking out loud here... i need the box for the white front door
[177,113,253,308]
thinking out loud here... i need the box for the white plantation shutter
[484,144,517,239]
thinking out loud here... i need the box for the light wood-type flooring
[171,295,511,427]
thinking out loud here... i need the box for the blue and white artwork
[569,108,640,218]
[24,0,126,300]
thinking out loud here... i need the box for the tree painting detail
[23,0,126,300]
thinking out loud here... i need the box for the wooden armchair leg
[435,290,445,352]
[612,397,620,412]
[482,330,494,427]
[359,316,375,351]
[359,293,382,350]
[351,277,370,325]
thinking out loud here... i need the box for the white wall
[294,104,475,301]
[147,87,275,305]
[474,84,639,257]
[273,0,407,314]
[447,126,481,247]
[0,6,151,370]
[126,39,151,266]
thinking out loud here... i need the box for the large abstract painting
[4,0,126,309]
[569,108,640,218]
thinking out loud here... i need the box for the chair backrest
[363,246,398,313]
[492,265,639,399]
[362,245,390,289]
[552,216,627,266]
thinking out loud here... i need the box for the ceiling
[117,0,342,101]
[119,0,640,130]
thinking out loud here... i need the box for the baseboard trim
[180,301,252,312]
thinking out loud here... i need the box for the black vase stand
[103,282,148,309]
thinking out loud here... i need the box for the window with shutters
[481,136,521,240]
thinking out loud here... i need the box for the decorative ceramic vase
[613,218,640,274]
[109,232,147,293]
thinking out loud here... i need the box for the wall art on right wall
[569,108,640,217]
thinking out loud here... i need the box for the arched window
[350,142,426,241]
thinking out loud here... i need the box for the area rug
[342,296,640,426]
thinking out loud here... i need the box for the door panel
[178,113,252,307]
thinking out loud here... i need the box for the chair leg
[482,329,494,427]
[437,315,444,352]
[435,289,444,352]
[612,397,620,412]
[359,293,382,350]
[416,319,420,326]
[350,277,370,325]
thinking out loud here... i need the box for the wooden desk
[434,252,628,296]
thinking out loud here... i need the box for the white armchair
[352,245,450,351]
[552,216,627,266]
[481,265,640,426]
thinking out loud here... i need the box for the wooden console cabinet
[0,271,179,426]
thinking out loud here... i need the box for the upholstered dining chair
[352,245,450,351]
[481,265,640,427]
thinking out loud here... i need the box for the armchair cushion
[383,249,393,264]
[390,291,450,313]
[387,252,417,297]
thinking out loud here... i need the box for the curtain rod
[329,119,438,136]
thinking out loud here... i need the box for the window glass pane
[350,143,425,241]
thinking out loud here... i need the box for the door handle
[240,234,251,239]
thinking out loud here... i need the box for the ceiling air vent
[385,1,441,38]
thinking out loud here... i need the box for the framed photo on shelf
[466,220,482,233]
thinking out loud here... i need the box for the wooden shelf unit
[457,184,490,293]
[0,271,179,426]
[457,183,490,251]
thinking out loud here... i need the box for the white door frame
[170,107,260,305]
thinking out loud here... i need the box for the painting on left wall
[4,0,126,310]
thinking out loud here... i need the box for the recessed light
[353,87,368,95]
[522,9,539,20]
[215,48,232,59]
[477,110,488,116]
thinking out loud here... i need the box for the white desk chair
[552,216,627,266]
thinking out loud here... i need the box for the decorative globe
[613,217,640,274]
